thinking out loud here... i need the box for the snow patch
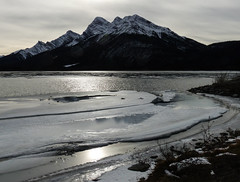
[216,152,237,157]
[170,157,211,171]
[226,138,237,143]
[210,170,215,175]
[63,63,79,68]
[160,90,176,102]
[99,162,154,182]
[165,169,180,178]
[194,148,204,154]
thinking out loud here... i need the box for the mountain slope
[83,15,181,39]
[82,14,200,49]
[13,30,81,60]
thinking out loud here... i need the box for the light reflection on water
[1,70,239,98]
[0,73,215,98]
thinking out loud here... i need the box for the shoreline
[140,77,240,182]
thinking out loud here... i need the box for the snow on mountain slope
[111,15,181,39]
[51,30,81,47]
[82,14,184,41]
[82,17,112,39]
[15,30,81,59]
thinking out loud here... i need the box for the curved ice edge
[198,93,240,110]
[0,142,114,162]
[0,103,148,121]
[122,114,225,142]
[52,112,227,153]
[1,112,226,160]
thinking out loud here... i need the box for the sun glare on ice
[87,148,106,161]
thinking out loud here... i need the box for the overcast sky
[1,0,240,55]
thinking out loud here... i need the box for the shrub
[214,73,229,84]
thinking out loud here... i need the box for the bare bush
[157,142,175,161]
[201,122,214,145]
[214,73,229,84]
[157,141,194,162]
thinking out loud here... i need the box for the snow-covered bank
[95,94,240,182]
[202,94,240,110]
[0,91,229,181]
[198,94,240,133]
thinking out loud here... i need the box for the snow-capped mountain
[7,15,192,61]
[14,30,81,59]
[83,14,183,41]
[2,14,238,71]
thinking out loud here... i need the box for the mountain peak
[112,16,122,24]
[125,14,143,20]
[62,30,81,40]
[36,41,45,45]
[92,17,110,25]
[122,14,149,23]
[66,30,74,34]
[66,30,79,37]
[82,17,111,39]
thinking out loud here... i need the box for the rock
[92,178,100,181]
[151,97,163,104]
[128,162,150,172]
[150,155,158,159]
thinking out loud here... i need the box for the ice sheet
[0,91,227,160]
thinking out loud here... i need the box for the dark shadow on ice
[95,113,154,124]
[0,103,148,121]
[52,95,112,103]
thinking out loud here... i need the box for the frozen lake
[0,90,226,159]
[0,71,238,182]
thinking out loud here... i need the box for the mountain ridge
[7,14,195,60]
[12,30,81,59]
